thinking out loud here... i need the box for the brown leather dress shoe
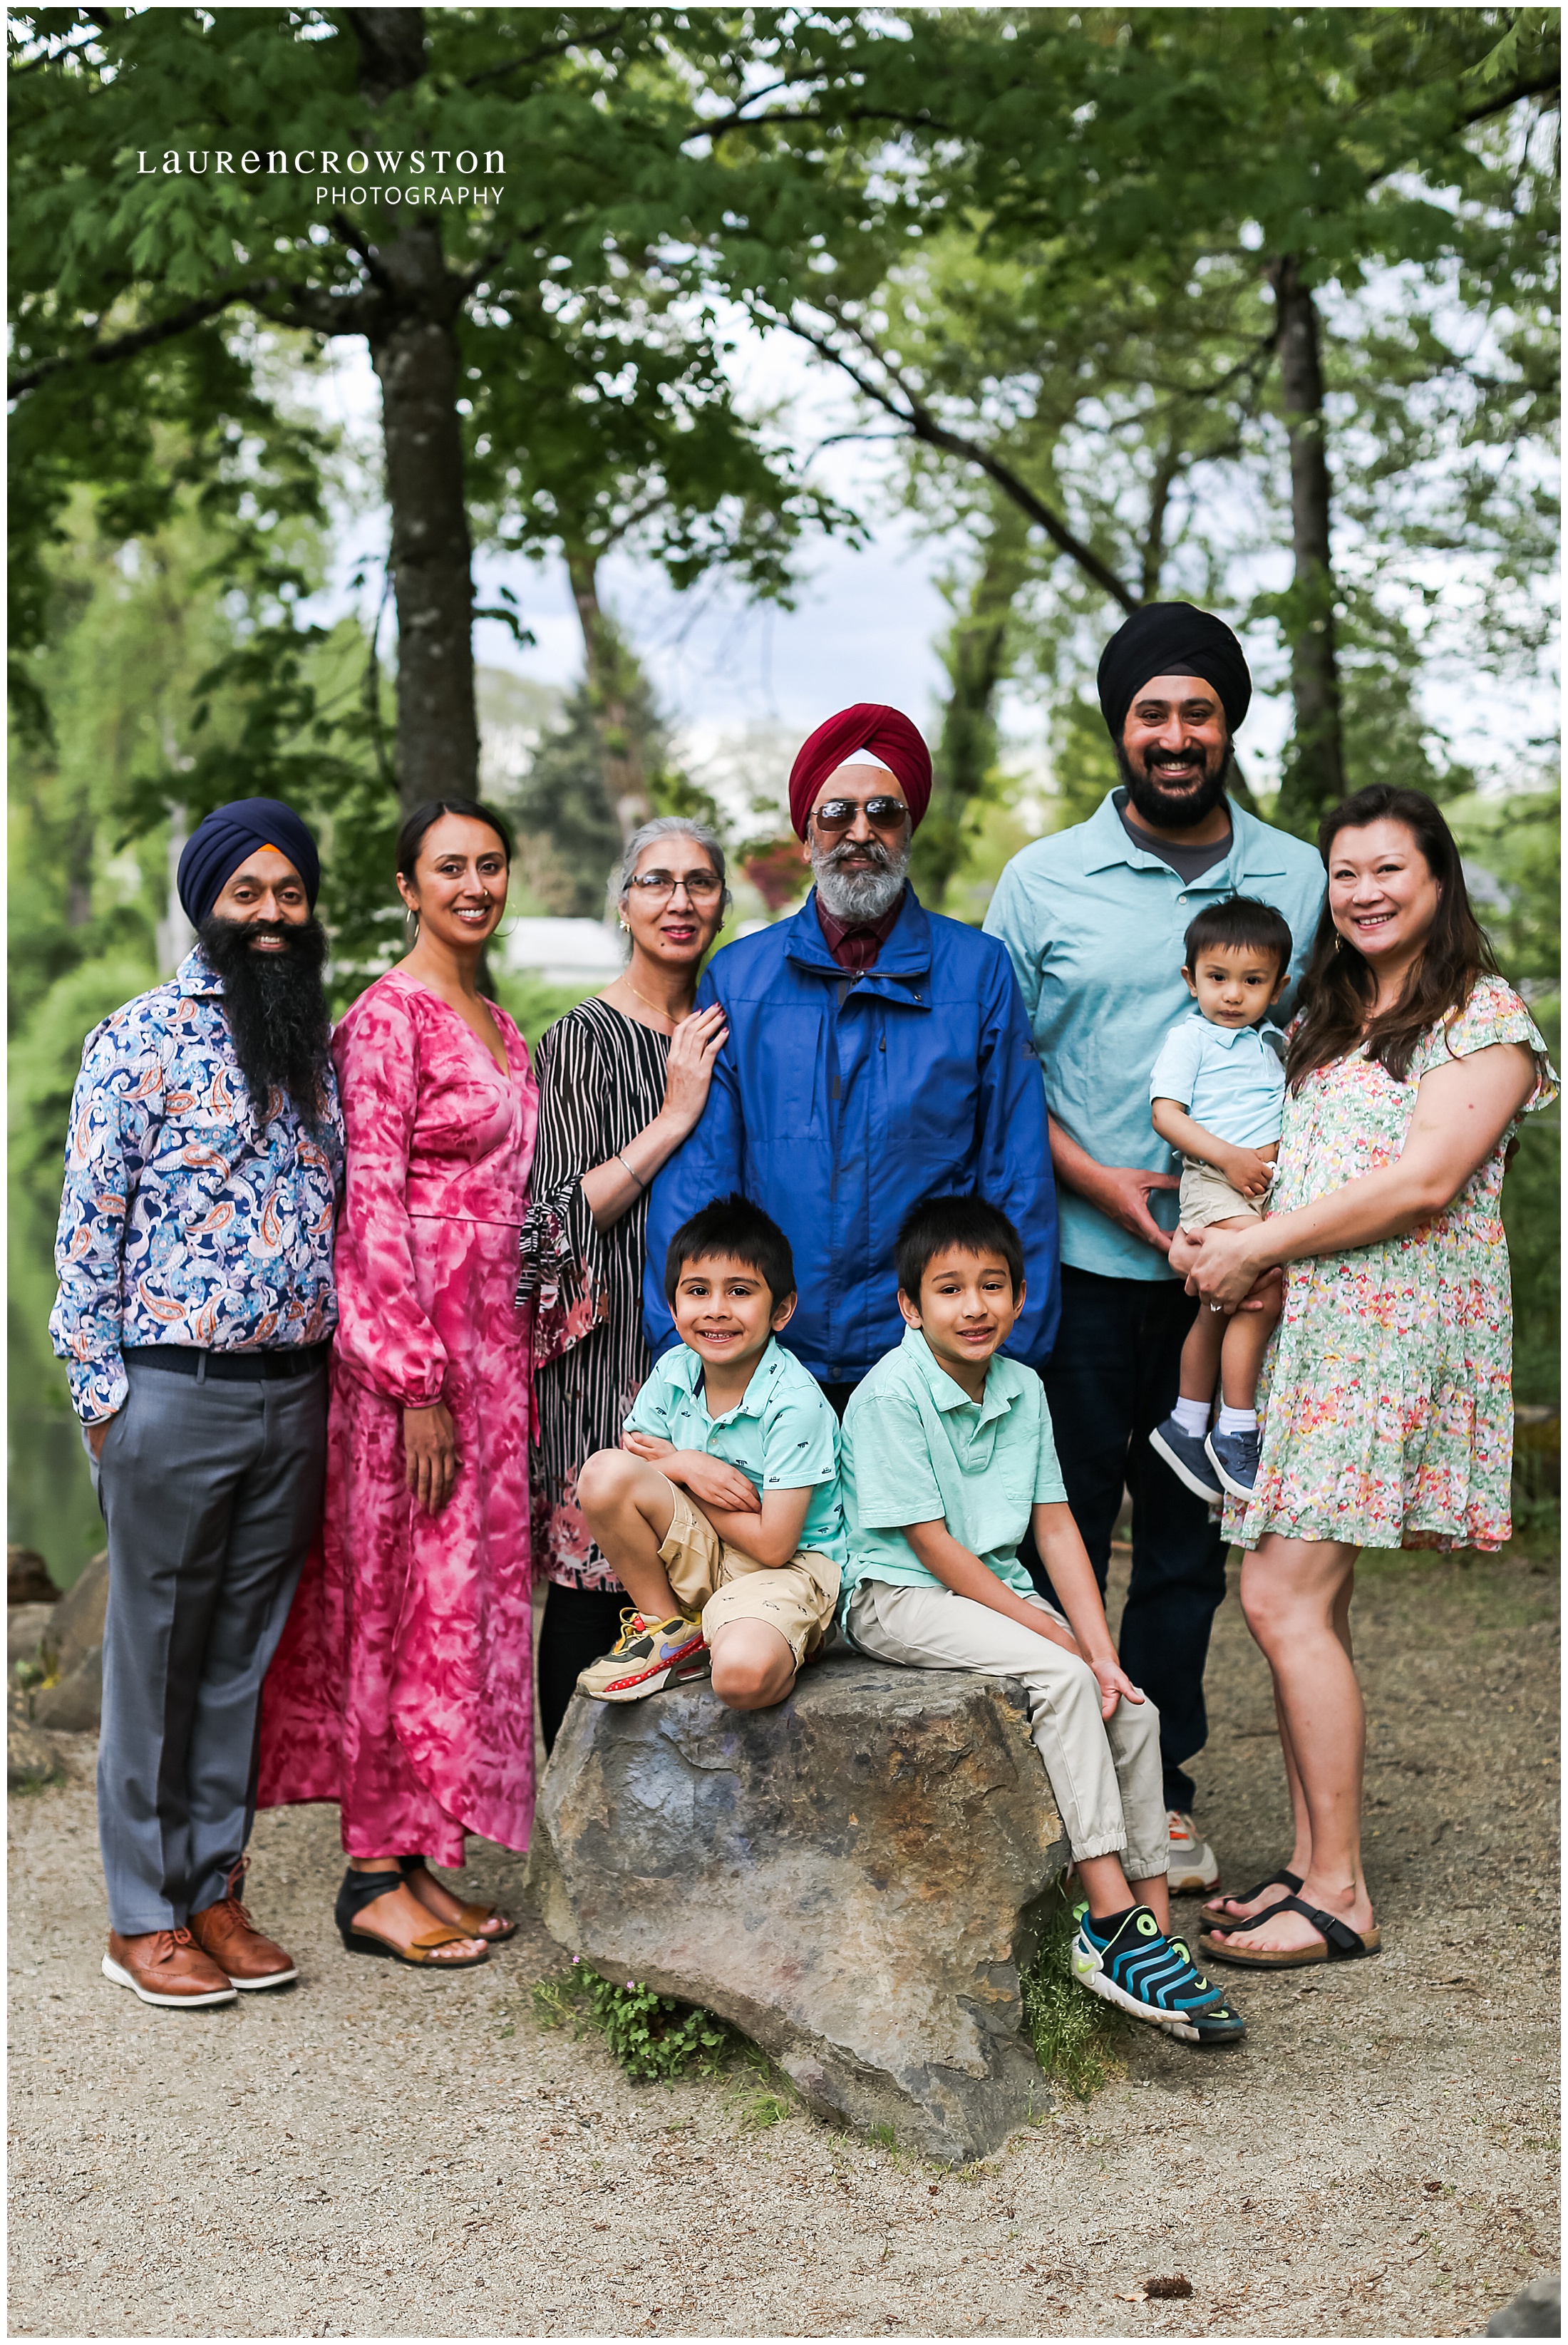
[103,1928,237,2008]
[188,1887,298,1990]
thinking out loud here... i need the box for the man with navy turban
[51,798,344,2010]
[986,607,1325,1899]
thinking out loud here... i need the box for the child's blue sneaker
[1206,1426,1261,1498]
[1071,1902,1227,2028]
[1163,1940,1247,2044]
[1149,1416,1222,1502]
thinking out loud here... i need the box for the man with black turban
[986,606,1325,1897]
[51,798,344,2009]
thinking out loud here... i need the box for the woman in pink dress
[259,798,537,1968]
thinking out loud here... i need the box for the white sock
[1171,1396,1209,1438]
[1217,1404,1257,1436]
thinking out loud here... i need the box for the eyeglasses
[626,870,723,902]
[810,796,909,834]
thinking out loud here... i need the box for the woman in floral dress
[1177,786,1553,1972]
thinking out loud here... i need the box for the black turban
[177,798,321,927]
[1097,603,1252,741]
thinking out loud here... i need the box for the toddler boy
[1147,896,1292,1503]
[577,1195,843,1713]
[840,1194,1244,2046]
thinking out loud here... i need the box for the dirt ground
[8,1540,1559,2341]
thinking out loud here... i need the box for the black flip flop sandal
[1200,1893,1381,1969]
[1198,1867,1302,1934]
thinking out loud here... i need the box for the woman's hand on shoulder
[660,1004,727,1138]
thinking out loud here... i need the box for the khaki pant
[845,1579,1167,1875]
[659,1480,840,1667]
[1178,1154,1266,1231]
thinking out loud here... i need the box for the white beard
[812,838,910,922]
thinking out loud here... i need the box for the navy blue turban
[177,798,321,927]
[1097,603,1252,741]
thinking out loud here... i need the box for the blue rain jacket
[643,888,1061,1383]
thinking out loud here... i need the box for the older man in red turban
[644,703,1059,1411]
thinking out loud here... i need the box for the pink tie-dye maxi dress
[259,969,538,1862]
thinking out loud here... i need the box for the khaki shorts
[1178,1154,1267,1232]
[657,1480,840,1667]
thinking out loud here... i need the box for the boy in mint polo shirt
[577,1195,844,1713]
[840,1194,1244,2047]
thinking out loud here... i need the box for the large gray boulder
[32,1551,108,1732]
[529,1652,1067,2163]
[1487,2277,1561,2337]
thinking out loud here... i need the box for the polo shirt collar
[671,1334,784,1423]
[1078,788,1291,882]
[1181,1006,1283,1053]
[901,1325,1016,1424]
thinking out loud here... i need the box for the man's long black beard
[199,914,333,1130]
[1115,737,1234,832]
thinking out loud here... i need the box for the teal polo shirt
[624,1336,847,1565]
[984,789,1325,1282]
[839,1327,1068,1611]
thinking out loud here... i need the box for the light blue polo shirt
[1148,1010,1286,1150]
[838,1327,1068,1612]
[624,1336,846,1565]
[984,789,1324,1280]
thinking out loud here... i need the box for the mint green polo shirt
[984,789,1325,1281]
[838,1327,1068,1609]
[624,1336,847,1565]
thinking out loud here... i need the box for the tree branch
[9,284,279,398]
[463,17,633,88]
[775,303,1138,612]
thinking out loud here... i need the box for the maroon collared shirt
[814,890,906,974]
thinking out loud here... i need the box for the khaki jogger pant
[845,1578,1168,1877]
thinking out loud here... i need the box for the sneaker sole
[226,1967,299,1989]
[1148,1428,1224,1505]
[101,1954,236,2008]
[1071,1936,1224,2029]
[1203,1436,1257,1502]
[588,1646,707,1702]
[1168,1860,1222,1895]
[1168,2015,1247,2045]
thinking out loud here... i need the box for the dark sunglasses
[810,795,908,834]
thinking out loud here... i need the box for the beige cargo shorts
[657,1480,840,1666]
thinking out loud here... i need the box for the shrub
[532,1957,730,2083]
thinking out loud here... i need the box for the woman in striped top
[519,817,730,1748]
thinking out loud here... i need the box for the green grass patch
[1019,1885,1128,2100]
[532,1957,731,2084]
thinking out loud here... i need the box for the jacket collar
[1079,788,1292,882]
[901,1325,1018,1424]
[667,1334,787,1423]
[783,885,933,987]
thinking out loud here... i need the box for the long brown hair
[1286,785,1499,1088]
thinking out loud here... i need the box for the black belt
[121,1342,331,1383]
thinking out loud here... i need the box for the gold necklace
[626,979,694,1029]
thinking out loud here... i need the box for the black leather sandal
[1198,1867,1303,1934]
[334,1867,490,1968]
[398,1855,517,1944]
[1199,1893,1381,1969]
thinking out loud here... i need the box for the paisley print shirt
[50,948,345,1423]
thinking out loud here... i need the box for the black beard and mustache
[1114,735,1235,831]
[199,914,333,1130]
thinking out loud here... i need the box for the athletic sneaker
[1206,1426,1261,1498]
[1071,1902,1227,2029]
[579,1611,707,1702]
[1166,1809,1221,1895]
[1167,1990,1247,2046]
[1148,1416,1222,1502]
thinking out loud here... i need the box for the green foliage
[1019,1889,1128,2101]
[532,1959,730,2086]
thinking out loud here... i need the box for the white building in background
[501,917,624,989]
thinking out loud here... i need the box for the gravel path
[9,1542,1558,2339]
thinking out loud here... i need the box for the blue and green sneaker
[1071,1902,1229,2029]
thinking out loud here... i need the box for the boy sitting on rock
[839,1193,1245,2048]
[576,1195,844,1713]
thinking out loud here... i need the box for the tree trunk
[566,547,652,843]
[916,502,1031,905]
[1269,254,1346,835]
[352,8,480,813]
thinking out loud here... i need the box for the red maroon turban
[788,704,932,838]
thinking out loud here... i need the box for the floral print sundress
[1226,974,1555,1556]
